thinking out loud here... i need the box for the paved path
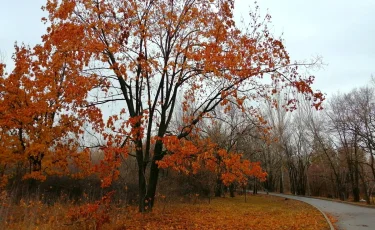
[266,192,375,230]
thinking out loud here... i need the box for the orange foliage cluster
[0,43,101,184]
[92,148,122,188]
[67,191,115,229]
[158,135,267,185]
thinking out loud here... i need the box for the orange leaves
[0,39,101,185]
[22,171,47,182]
[92,148,123,188]
[52,0,76,20]
[1,194,329,229]
[48,23,86,51]
[158,135,266,185]
[67,191,115,229]
[312,92,325,110]
[163,135,198,157]
[122,115,145,141]
[290,78,325,110]
[126,195,329,229]
[0,63,5,76]
[221,155,267,185]
[157,135,200,173]
[293,80,313,95]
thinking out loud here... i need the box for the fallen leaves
[1,194,329,229]
[111,195,330,229]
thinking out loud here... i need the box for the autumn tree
[0,43,99,186]
[30,0,326,212]
[196,106,267,197]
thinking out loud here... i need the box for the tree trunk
[264,172,275,192]
[244,186,247,202]
[137,149,147,212]
[279,169,284,193]
[215,177,223,197]
[359,165,371,204]
[138,165,147,212]
[338,183,346,201]
[229,183,235,197]
[297,160,307,196]
[352,187,360,202]
[135,136,147,212]
[144,141,164,211]
[288,164,297,195]
[253,177,258,195]
[353,140,360,202]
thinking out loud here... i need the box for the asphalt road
[266,192,375,230]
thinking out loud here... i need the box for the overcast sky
[1,0,374,98]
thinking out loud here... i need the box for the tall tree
[0,44,99,186]
[33,0,325,212]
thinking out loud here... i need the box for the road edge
[265,193,335,230]
[302,195,375,209]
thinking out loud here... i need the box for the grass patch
[1,194,329,229]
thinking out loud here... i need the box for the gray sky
[1,0,374,97]
[236,0,375,96]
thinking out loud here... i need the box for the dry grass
[0,193,329,230]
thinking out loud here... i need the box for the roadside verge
[264,192,335,230]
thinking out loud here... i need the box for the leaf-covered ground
[1,194,329,229]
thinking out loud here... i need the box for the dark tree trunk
[253,177,258,195]
[353,139,360,202]
[215,177,223,197]
[288,164,297,195]
[229,183,235,197]
[338,183,346,201]
[297,160,307,196]
[144,140,164,211]
[279,170,284,193]
[353,187,360,202]
[359,167,370,204]
[136,148,147,212]
[29,153,44,173]
[138,166,147,212]
[264,173,275,192]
